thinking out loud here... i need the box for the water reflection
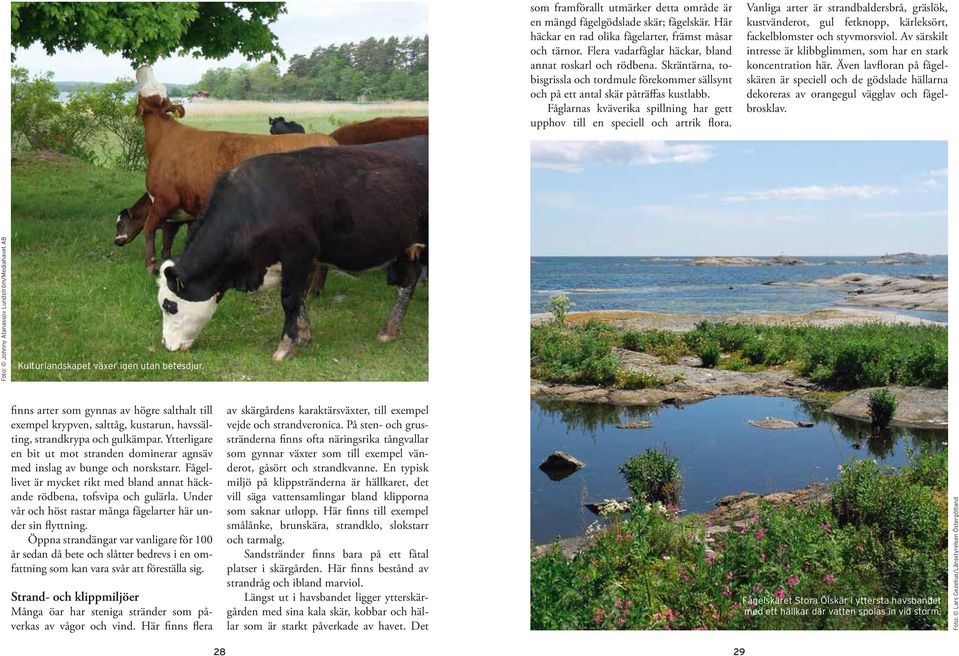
[530,395,946,544]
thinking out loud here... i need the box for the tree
[11,2,286,64]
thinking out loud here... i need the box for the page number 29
[733,649,745,656]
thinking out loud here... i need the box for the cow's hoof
[295,331,312,346]
[272,336,296,361]
[377,331,397,343]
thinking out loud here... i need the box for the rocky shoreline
[766,272,947,313]
[692,255,809,266]
[531,307,939,331]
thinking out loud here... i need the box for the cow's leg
[307,263,329,297]
[143,197,175,274]
[159,221,181,262]
[378,259,423,343]
[295,304,312,346]
[273,258,312,361]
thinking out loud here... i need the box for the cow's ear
[164,264,185,294]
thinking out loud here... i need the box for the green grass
[11,138,427,381]
[532,450,948,630]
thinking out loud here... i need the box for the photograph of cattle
[8,2,429,381]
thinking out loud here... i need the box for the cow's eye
[162,299,179,315]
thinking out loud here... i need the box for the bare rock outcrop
[827,386,947,430]
[766,273,947,312]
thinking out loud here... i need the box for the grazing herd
[119,66,428,360]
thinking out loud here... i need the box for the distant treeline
[195,36,428,101]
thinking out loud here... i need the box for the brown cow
[135,65,338,272]
[114,192,193,260]
[330,116,428,145]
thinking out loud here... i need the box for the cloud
[531,191,582,211]
[929,168,948,177]
[862,210,947,219]
[722,185,898,203]
[531,141,713,173]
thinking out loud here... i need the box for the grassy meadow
[10,103,428,381]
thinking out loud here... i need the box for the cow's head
[135,65,185,119]
[269,116,285,125]
[114,193,153,246]
[157,261,218,351]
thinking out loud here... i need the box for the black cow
[156,136,428,360]
[268,116,306,134]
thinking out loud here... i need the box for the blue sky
[531,141,948,256]
[14,1,427,84]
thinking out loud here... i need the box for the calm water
[530,396,947,544]
[530,256,948,321]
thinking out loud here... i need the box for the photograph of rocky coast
[529,141,948,630]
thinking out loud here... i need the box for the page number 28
[214,650,226,656]
[733,649,745,656]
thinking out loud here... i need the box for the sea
[530,256,948,323]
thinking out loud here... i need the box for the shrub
[545,294,572,325]
[531,322,619,385]
[11,67,95,159]
[619,448,682,505]
[902,449,947,490]
[698,341,721,368]
[831,459,941,550]
[11,68,146,169]
[902,341,947,388]
[72,80,147,170]
[867,388,897,431]
[11,67,62,151]
[620,329,683,360]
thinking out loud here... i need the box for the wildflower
[824,574,836,584]
[715,540,725,551]
[618,618,626,627]
[721,585,732,598]
[726,571,734,580]
[747,599,757,608]
[662,624,672,631]
[819,521,830,533]
[665,608,676,621]
[651,613,664,622]
[625,600,633,609]
[760,552,767,562]
[662,555,671,561]
[786,575,800,588]
[774,588,785,600]
[755,528,766,541]
[705,519,712,528]
[593,615,603,625]
[696,626,709,630]
[615,599,623,609]
[706,552,717,565]
[752,583,764,593]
